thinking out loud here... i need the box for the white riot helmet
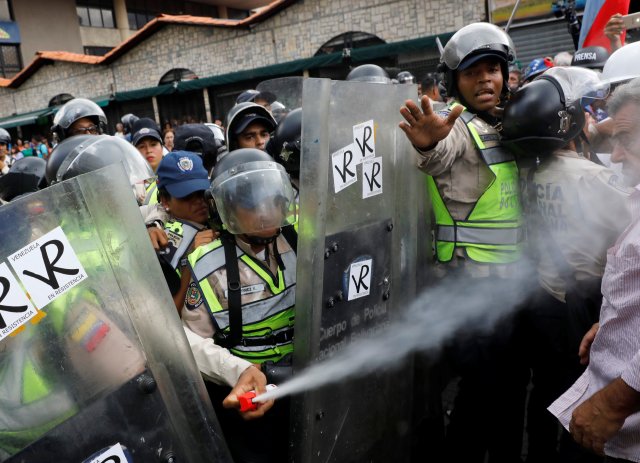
[601,42,640,86]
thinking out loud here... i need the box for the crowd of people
[2,11,640,463]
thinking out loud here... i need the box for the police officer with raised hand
[183,148,297,463]
[399,22,528,462]
[502,66,632,463]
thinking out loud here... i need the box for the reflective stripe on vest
[426,103,523,264]
[143,181,159,206]
[164,220,199,271]
[188,237,296,363]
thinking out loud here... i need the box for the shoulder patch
[185,282,203,310]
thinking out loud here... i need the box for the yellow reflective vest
[426,104,523,264]
[188,235,296,363]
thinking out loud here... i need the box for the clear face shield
[442,23,515,70]
[56,135,155,204]
[211,161,296,235]
[542,66,610,117]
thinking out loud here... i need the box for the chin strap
[242,229,285,269]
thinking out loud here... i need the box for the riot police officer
[51,98,107,142]
[399,22,528,462]
[224,102,277,152]
[183,148,297,463]
[503,66,631,462]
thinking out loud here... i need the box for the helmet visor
[442,23,515,70]
[543,66,609,105]
[211,161,296,235]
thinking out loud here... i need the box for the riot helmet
[439,22,515,96]
[346,64,392,84]
[236,89,277,107]
[210,148,296,236]
[51,98,107,141]
[0,127,11,146]
[502,66,609,157]
[396,71,416,84]
[571,46,609,70]
[45,135,153,191]
[174,123,224,173]
[266,107,301,175]
[225,102,277,151]
[270,101,288,123]
[601,41,640,86]
[121,113,140,134]
[0,157,46,201]
[523,57,554,83]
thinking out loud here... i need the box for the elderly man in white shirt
[549,77,640,462]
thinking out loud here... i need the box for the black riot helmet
[396,71,416,84]
[51,98,107,141]
[571,46,609,71]
[0,157,46,201]
[502,67,608,157]
[174,123,224,173]
[346,64,391,84]
[44,134,153,188]
[0,127,11,146]
[121,113,139,134]
[266,107,301,176]
[438,22,515,97]
[210,148,296,236]
[224,102,277,151]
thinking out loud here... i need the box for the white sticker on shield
[86,443,129,463]
[362,156,383,199]
[0,262,38,341]
[353,120,375,164]
[9,226,88,309]
[331,143,358,193]
[347,258,373,301]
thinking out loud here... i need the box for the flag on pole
[578,0,630,50]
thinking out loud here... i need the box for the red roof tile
[1,0,296,89]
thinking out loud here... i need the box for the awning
[0,107,53,129]
[113,31,453,101]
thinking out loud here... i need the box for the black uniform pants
[522,287,602,463]
[443,311,529,463]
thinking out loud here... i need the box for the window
[0,0,12,21]
[126,0,219,30]
[76,0,115,28]
[158,68,198,85]
[0,43,21,78]
[84,46,113,56]
[315,32,386,56]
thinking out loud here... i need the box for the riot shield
[291,78,426,462]
[0,164,231,462]
[256,76,303,113]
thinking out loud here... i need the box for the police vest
[426,104,523,264]
[0,305,79,457]
[143,181,159,206]
[188,235,296,363]
[161,219,200,275]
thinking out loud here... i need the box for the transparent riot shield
[292,78,425,462]
[0,164,231,462]
[257,76,303,113]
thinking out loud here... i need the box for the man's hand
[570,378,640,455]
[605,14,624,51]
[148,227,169,251]
[223,365,274,420]
[579,323,599,365]
[194,229,218,249]
[399,96,463,150]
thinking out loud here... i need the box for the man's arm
[570,377,640,455]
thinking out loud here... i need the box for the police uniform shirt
[182,234,293,339]
[416,114,520,278]
[533,150,632,301]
